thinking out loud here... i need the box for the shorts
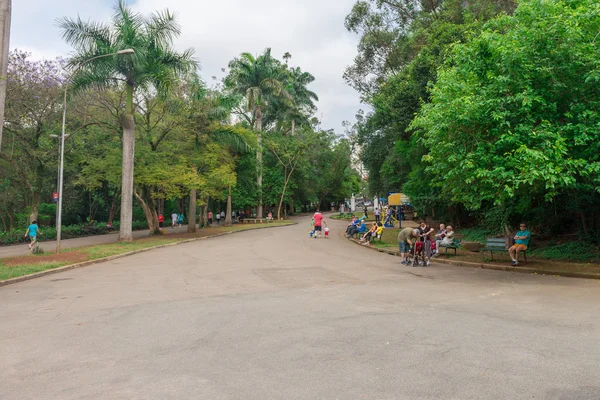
[399,241,410,253]
[511,244,528,251]
[314,225,322,231]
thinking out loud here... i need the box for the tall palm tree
[225,48,285,219]
[58,0,196,241]
[0,0,11,151]
[286,67,318,135]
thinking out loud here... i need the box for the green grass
[458,228,498,244]
[86,238,183,260]
[0,261,73,281]
[529,241,600,262]
[0,221,296,282]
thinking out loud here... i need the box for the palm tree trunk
[188,189,197,233]
[0,0,11,152]
[119,84,135,242]
[225,185,232,226]
[256,110,263,219]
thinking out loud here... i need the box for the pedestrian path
[0,225,191,259]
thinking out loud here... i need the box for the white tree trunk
[188,189,197,233]
[0,0,11,152]
[256,111,263,219]
[119,114,135,241]
[225,185,232,226]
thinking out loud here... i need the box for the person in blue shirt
[509,222,531,266]
[24,220,41,250]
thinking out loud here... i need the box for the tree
[58,0,196,241]
[1,51,66,221]
[412,0,600,232]
[264,130,307,220]
[225,48,287,218]
[0,0,11,151]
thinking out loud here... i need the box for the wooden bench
[440,238,461,257]
[481,238,528,262]
[240,218,268,224]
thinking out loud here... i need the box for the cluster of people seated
[397,221,456,266]
[433,223,455,257]
[344,217,383,246]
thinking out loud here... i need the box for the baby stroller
[411,236,435,267]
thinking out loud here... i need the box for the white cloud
[12,0,365,131]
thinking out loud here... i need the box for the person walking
[313,210,325,238]
[177,213,184,228]
[220,210,225,222]
[171,212,178,229]
[24,220,41,250]
[208,210,213,225]
[216,211,221,225]
[158,214,165,231]
[374,207,381,223]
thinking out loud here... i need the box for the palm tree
[225,48,285,219]
[58,0,196,241]
[263,66,318,136]
[286,67,318,136]
[0,0,11,151]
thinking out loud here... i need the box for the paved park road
[1,215,600,399]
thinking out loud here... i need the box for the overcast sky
[12,0,364,132]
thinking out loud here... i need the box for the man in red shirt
[313,211,326,238]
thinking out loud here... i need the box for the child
[324,226,330,238]
[177,213,184,228]
[24,220,41,250]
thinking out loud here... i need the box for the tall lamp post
[56,49,134,254]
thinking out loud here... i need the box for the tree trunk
[277,166,295,221]
[108,191,120,226]
[188,189,197,233]
[29,192,40,223]
[201,196,208,227]
[0,0,11,152]
[225,185,232,226]
[119,84,135,241]
[256,111,263,219]
[291,119,295,136]
[134,190,159,234]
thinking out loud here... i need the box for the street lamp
[55,49,134,254]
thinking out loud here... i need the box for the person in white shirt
[171,212,178,229]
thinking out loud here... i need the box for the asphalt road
[1,215,599,399]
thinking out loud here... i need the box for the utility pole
[0,0,12,151]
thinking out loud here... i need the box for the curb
[344,236,600,281]
[0,222,297,288]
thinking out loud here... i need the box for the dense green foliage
[347,0,600,237]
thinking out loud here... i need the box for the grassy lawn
[0,221,295,281]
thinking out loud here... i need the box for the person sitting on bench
[347,218,366,238]
[360,222,378,245]
[345,217,359,235]
[434,225,454,257]
[509,223,530,266]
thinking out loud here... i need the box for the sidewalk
[0,225,192,259]
[346,236,600,280]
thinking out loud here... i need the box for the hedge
[0,221,149,246]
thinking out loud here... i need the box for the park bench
[352,224,368,239]
[240,218,270,224]
[481,237,528,262]
[439,238,461,257]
